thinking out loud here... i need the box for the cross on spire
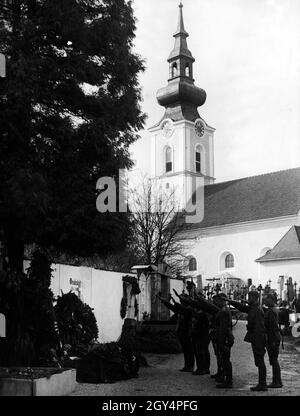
[169,2,193,63]
[175,0,188,37]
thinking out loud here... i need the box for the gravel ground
[71,321,300,396]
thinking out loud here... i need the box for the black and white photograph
[0,0,300,403]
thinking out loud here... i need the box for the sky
[130,0,300,183]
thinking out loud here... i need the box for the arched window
[171,62,178,78]
[225,254,234,269]
[185,64,190,77]
[165,147,172,173]
[195,145,201,173]
[188,257,197,272]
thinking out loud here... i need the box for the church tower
[148,2,215,208]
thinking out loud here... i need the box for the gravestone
[132,263,172,321]
[197,274,203,292]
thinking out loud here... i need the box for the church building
[143,2,300,293]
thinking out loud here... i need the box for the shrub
[76,342,139,383]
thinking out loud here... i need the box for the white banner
[0,54,6,78]
[0,313,6,338]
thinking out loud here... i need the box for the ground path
[72,321,300,396]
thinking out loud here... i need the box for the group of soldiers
[157,288,283,391]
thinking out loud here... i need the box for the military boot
[215,375,224,383]
[192,369,203,375]
[216,380,233,389]
[250,384,268,392]
[250,366,268,391]
[268,364,283,388]
[180,367,193,372]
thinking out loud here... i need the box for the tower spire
[169,2,192,61]
[175,1,188,36]
[156,2,206,123]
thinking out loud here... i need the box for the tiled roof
[256,226,300,262]
[185,167,300,230]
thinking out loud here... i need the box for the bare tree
[128,178,187,274]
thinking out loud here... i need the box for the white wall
[169,278,184,316]
[182,216,300,286]
[90,269,125,343]
[55,265,128,343]
[24,261,129,343]
[258,259,300,288]
[55,264,93,305]
[170,278,184,297]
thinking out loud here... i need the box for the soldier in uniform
[264,293,283,388]
[229,291,268,391]
[214,294,234,388]
[293,294,300,313]
[157,294,194,372]
[210,295,224,382]
[177,291,234,387]
[187,306,210,375]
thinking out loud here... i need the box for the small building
[256,226,300,299]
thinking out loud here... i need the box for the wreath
[54,292,98,356]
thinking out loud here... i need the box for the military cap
[213,293,227,300]
[265,292,276,301]
[248,290,260,300]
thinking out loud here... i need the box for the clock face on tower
[160,119,174,138]
[195,120,205,137]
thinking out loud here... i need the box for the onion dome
[156,2,206,123]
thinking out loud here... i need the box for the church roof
[184,167,300,230]
[256,226,300,262]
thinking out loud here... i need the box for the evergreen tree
[0,0,145,271]
[0,251,58,366]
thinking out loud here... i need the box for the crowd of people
[157,288,284,391]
